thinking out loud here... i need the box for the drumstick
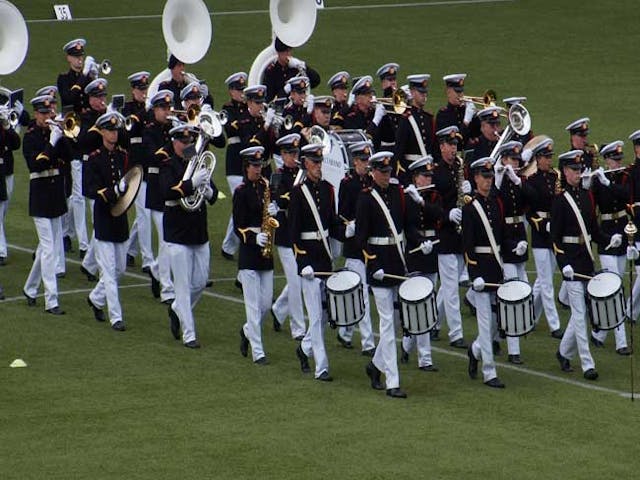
[339,215,351,225]
[484,282,502,288]
[573,273,594,281]
[408,239,441,254]
[313,271,336,277]
[383,273,409,281]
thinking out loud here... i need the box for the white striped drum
[326,269,365,327]
[586,271,626,331]
[497,280,535,337]
[398,276,437,335]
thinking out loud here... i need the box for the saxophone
[455,155,471,233]
[553,167,563,195]
[261,177,280,258]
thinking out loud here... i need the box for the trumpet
[46,112,81,139]
[0,105,19,129]
[262,103,293,131]
[84,56,111,77]
[459,89,497,108]
[171,104,202,124]
[372,89,410,115]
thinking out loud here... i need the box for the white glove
[267,201,279,217]
[288,58,306,71]
[581,168,593,189]
[545,222,551,233]
[283,83,291,95]
[347,92,355,107]
[627,246,640,261]
[372,269,385,281]
[306,94,314,114]
[463,101,476,124]
[106,102,116,114]
[49,126,63,146]
[191,167,208,188]
[610,233,623,248]
[373,103,386,126]
[594,167,610,187]
[13,100,23,117]
[256,232,269,248]
[113,178,127,196]
[203,184,214,200]
[301,265,314,279]
[449,207,463,225]
[82,56,95,77]
[404,184,424,205]
[472,277,485,292]
[521,149,533,164]
[419,240,433,255]
[200,83,209,98]
[264,107,275,128]
[562,265,574,280]
[461,180,472,194]
[494,164,505,190]
[345,221,356,239]
[505,164,521,186]
[513,240,528,256]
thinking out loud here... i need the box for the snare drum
[398,276,437,335]
[496,280,535,337]
[326,269,365,328]
[586,271,626,331]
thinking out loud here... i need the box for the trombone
[373,89,410,115]
[459,89,498,109]
[46,112,81,139]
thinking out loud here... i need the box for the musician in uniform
[357,151,408,398]
[289,143,345,382]
[83,112,130,331]
[327,71,350,125]
[464,157,505,388]
[626,130,640,322]
[281,76,313,137]
[123,71,154,275]
[472,106,502,161]
[221,72,249,261]
[525,138,564,338]
[552,150,619,380]
[589,141,631,355]
[143,90,176,304]
[401,155,442,371]
[239,85,274,173]
[435,74,479,150]
[0,96,21,265]
[307,96,334,132]
[502,97,532,145]
[160,123,219,348]
[566,117,596,171]
[271,134,306,340]
[235,146,274,365]
[160,55,213,110]
[336,141,376,355]
[376,63,400,151]
[394,74,435,185]
[334,76,384,149]
[432,126,470,347]
[263,37,320,102]
[22,95,70,314]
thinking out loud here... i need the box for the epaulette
[155,147,170,158]
[362,186,372,193]
[115,145,126,153]
[265,63,275,71]
[88,148,101,159]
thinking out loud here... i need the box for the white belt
[418,229,436,238]
[634,202,640,208]
[368,234,404,246]
[381,141,396,147]
[300,229,328,241]
[148,167,160,174]
[474,246,501,254]
[562,235,590,244]
[505,215,525,224]
[404,154,422,161]
[165,200,180,207]
[0,159,3,164]
[227,136,240,145]
[600,209,627,221]
[130,137,142,144]
[82,154,89,161]
[29,168,60,180]
[536,211,550,219]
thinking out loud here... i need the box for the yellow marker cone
[217,191,227,200]
[10,359,27,368]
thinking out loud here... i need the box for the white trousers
[371,286,400,389]
[532,248,561,332]
[24,216,62,310]
[69,159,89,251]
[150,210,175,302]
[627,264,640,321]
[221,175,243,255]
[594,255,628,349]
[90,239,127,325]
[402,272,436,367]
[559,280,595,372]
[502,262,530,355]
[81,199,99,275]
[436,253,465,342]
[240,269,274,361]
[125,181,153,269]
[168,242,209,343]
[272,246,306,339]
[338,258,376,351]
[300,277,329,378]
[0,174,14,257]
[470,291,498,382]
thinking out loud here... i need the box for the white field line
[1,282,148,303]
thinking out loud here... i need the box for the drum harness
[406,114,428,161]
[370,189,407,272]
[300,184,333,262]
[563,191,595,263]
[471,199,504,271]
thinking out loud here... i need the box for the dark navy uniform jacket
[525,169,559,249]
[435,102,480,150]
[592,169,630,256]
[394,106,435,184]
[222,99,248,176]
[142,120,172,212]
[263,61,320,102]
[406,190,442,275]
[57,69,90,113]
[273,165,298,248]
[122,100,148,173]
[339,171,372,261]
[432,158,464,254]
[495,175,536,264]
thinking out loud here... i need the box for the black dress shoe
[386,387,407,398]
[337,332,353,349]
[316,371,333,382]
[234,279,243,291]
[184,340,201,349]
[400,346,409,364]
[0,256,5,266]
[450,338,468,349]
[79,249,87,260]
[484,377,505,388]
[111,321,126,331]
[254,356,269,366]
[56,272,66,279]
[508,354,523,365]
[551,328,564,339]
[361,348,375,357]
[366,361,384,390]
[492,340,502,356]
[80,265,97,282]
[294,335,305,341]
[430,328,440,341]
[221,249,234,261]
[467,346,478,379]
[419,364,439,372]
[239,328,249,357]
[583,368,598,380]
[46,306,66,315]
[0,284,4,300]
[161,298,175,305]
[617,347,632,356]
[63,236,72,253]
[87,297,106,322]
[24,291,36,307]
[168,306,180,340]
[556,350,573,372]
[148,271,160,299]
[206,279,213,288]
[590,335,604,348]
[141,266,151,274]
[271,308,281,332]
[557,295,569,310]
[126,254,135,267]
[296,344,310,373]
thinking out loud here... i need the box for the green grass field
[2,1,640,478]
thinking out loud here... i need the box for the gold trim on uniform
[98,188,109,202]
[362,249,377,265]
[171,180,185,197]
[36,153,50,162]
[464,252,478,266]
[529,216,543,231]
[552,242,565,255]
[293,243,307,257]
[71,84,82,91]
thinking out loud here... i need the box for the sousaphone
[0,1,29,75]
[111,165,143,217]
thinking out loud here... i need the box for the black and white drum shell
[326,270,365,327]
[398,276,437,335]
[586,271,626,331]
[496,280,535,337]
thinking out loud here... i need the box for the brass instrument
[261,102,293,131]
[0,106,19,129]
[261,177,280,258]
[586,143,600,168]
[45,112,80,139]
[553,167,563,194]
[84,56,111,76]
[171,104,201,124]
[0,1,28,75]
[455,155,471,234]
[179,116,218,211]
[373,89,410,115]
[459,89,497,109]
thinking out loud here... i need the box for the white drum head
[399,276,434,302]
[497,280,532,302]
[587,271,622,298]
[327,270,360,292]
